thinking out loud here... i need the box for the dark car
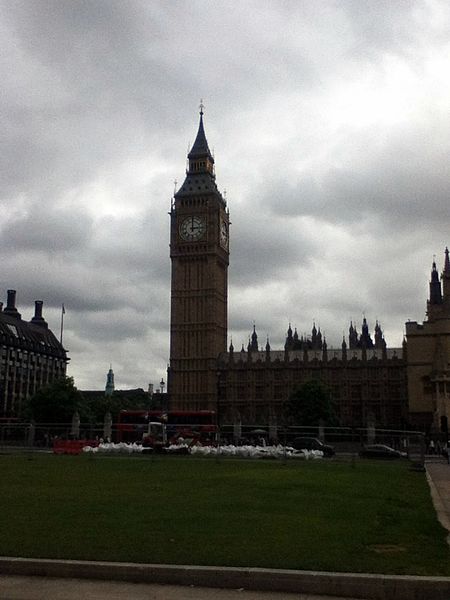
[359,444,407,460]
[291,437,335,457]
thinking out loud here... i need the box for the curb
[1,557,450,600]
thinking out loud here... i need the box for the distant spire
[429,258,443,306]
[285,323,294,351]
[441,246,450,308]
[349,320,358,349]
[374,320,384,349]
[362,317,368,335]
[250,324,258,352]
[105,365,115,397]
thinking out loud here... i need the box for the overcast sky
[2,0,450,391]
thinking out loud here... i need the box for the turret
[105,365,115,396]
[311,322,318,349]
[250,324,258,352]
[429,260,443,305]
[427,251,449,321]
[349,321,358,349]
[285,323,293,351]
[374,320,384,349]
[360,317,374,349]
[442,247,450,303]
[292,327,302,350]
[317,327,323,350]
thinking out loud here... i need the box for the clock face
[179,215,206,241]
[220,219,229,248]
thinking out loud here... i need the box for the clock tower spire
[168,107,229,411]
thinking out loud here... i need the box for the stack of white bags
[82,442,323,459]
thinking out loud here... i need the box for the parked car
[359,444,407,460]
[291,437,335,457]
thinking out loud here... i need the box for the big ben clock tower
[168,106,229,411]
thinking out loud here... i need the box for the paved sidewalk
[0,576,361,600]
[426,459,450,540]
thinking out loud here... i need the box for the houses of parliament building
[168,108,450,434]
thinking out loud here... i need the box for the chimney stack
[31,300,48,328]
[3,290,21,319]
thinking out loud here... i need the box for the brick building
[0,290,67,417]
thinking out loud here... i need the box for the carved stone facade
[406,249,450,433]
[217,324,407,428]
[168,111,447,431]
[168,109,229,411]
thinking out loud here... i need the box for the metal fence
[0,421,429,458]
[220,424,427,460]
[0,423,106,449]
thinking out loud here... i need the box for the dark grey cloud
[257,120,450,230]
[230,209,320,288]
[0,205,93,252]
[1,0,449,389]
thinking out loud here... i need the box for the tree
[82,390,151,424]
[25,376,86,423]
[283,380,338,426]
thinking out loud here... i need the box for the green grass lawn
[0,453,448,575]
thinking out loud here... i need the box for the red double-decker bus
[116,410,217,444]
